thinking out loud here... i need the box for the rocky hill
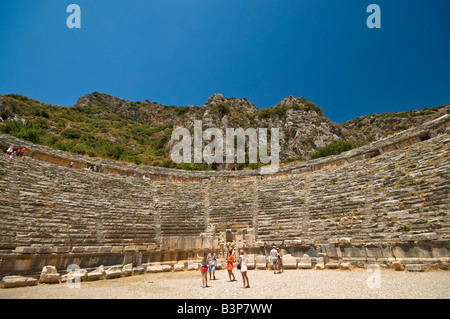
[0,92,448,169]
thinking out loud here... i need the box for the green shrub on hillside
[309,140,359,159]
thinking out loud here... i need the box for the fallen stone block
[174,263,185,272]
[340,262,353,270]
[87,265,105,281]
[147,265,163,273]
[215,259,223,270]
[105,266,122,279]
[162,264,173,272]
[317,252,328,264]
[245,255,255,270]
[255,255,267,270]
[122,263,133,277]
[132,266,145,275]
[325,262,340,269]
[281,254,298,269]
[315,257,325,270]
[392,261,405,271]
[187,262,199,271]
[298,254,312,269]
[61,269,88,283]
[1,276,38,288]
[406,264,425,272]
[39,265,60,284]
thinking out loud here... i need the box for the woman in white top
[238,249,250,288]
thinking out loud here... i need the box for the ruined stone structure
[0,114,449,280]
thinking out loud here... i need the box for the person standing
[226,250,236,282]
[277,248,284,273]
[207,248,217,280]
[270,246,279,274]
[238,250,250,288]
[6,145,13,155]
[197,253,209,288]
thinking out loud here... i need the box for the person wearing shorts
[207,248,217,280]
[198,253,209,288]
[270,246,279,274]
[238,250,250,288]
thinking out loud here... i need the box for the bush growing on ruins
[309,140,359,160]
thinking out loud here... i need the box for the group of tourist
[198,248,250,289]
[270,246,284,274]
[5,144,26,163]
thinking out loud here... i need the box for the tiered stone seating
[208,181,256,233]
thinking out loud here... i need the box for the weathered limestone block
[215,259,223,270]
[297,254,312,269]
[325,262,340,269]
[52,246,71,254]
[235,235,244,249]
[71,247,85,253]
[14,247,37,254]
[87,265,105,281]
[245,234,254,247]
[282,254,298,269]
[317,252,328,264]
[61,269,88,283]
[122,263,133,277]
[84,246,99,253]
[255,255,267,269]
[111,246,124,253]
[413,232,438,241]
[406,264,425,272]
[174,263,185,271]
[36,246,52,254]
[132,266,145,275]
[147,265,163,273]
[392,261,405,271]
[187,261,199,271]
[162,264,173,272]
[340,262,353,270]
[1,276,38,288]
[105,266,122,279]
[124,245,137,252]
[399,234,414,242]
[160,237,177,251]
[315,257,325,270]
[245,255,255,270]
[339,237,352,244]
[39,265,60,284]
[292,240,304,246]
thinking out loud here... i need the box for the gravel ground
[1,269,449,299]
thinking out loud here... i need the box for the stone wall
[0,114,449,276]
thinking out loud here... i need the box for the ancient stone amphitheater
[0,114,449,286]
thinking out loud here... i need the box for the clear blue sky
[1,0,449,123]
